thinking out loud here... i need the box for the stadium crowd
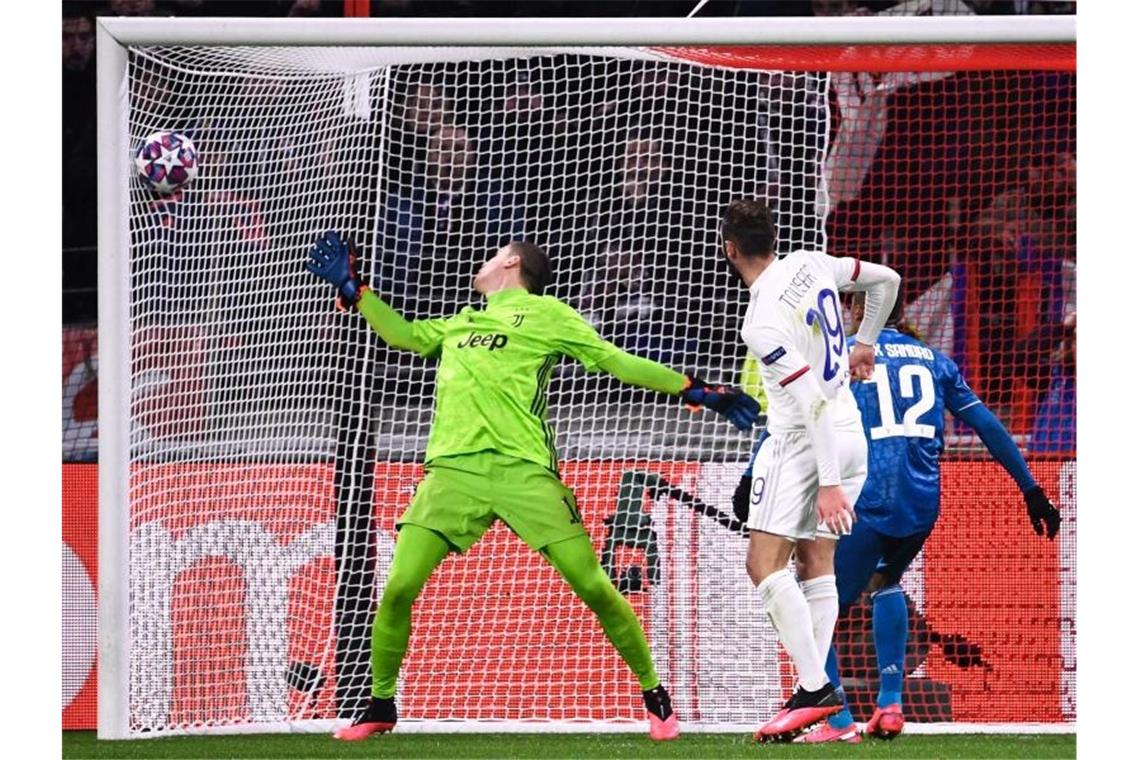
[62,0,1076,455]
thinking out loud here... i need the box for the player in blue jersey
[733,294,1062,743]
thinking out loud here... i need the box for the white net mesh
[124,45,827,735]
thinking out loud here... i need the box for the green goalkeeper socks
[370,524,451,699]
[542,535,661,692]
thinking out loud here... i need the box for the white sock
[800,574,839,669]
[757,569,829,691]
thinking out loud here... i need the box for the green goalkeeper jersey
[358,287,685,472]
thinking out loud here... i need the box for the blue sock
[824,644,855,729]
[872,584,907,708]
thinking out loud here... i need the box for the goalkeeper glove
[732,472,751,525]
[1023,485,1061,540]
[680,376,760,431]
[305,230,369,309]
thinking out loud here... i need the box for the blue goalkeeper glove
[680,375,761,431]
[305,230,369,309]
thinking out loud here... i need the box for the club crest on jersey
[457,332,509,351]
[511,313,525,327]
[761,347,786,365]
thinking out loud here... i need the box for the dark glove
[305,230,369,309]
[732,472,752,524]
[1024,485,1061,540]
[680,375,761,431]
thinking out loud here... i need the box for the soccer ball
[134,131,199,194]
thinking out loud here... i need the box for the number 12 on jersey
[865,363,936,440]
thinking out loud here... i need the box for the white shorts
[744,427,868,541]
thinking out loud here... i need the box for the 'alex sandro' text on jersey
[847,328,982,537]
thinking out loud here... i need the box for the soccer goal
[97,14,1076,739]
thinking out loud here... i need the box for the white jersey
[741,249,900,486]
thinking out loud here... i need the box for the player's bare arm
[829,257,900,381]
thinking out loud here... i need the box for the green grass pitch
[63,731,1074,759]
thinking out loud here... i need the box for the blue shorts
[833,519,931,611]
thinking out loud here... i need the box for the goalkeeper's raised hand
[305,230,369,309]
[680,376,761,431]
[1024,485,1061,540]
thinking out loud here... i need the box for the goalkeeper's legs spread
[542,535,659,690]
[371,524,452,699]
[337,523,451,741]
[542,534,679,740]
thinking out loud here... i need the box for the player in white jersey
[720,200,900,742]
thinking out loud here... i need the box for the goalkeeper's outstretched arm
[595,349,760,432]
[596,350,686,395]
[554,303,759,431]
[356,291,437,356]
[305,230,441,357]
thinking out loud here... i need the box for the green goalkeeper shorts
[397,451,587,553]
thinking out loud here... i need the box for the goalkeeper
[306,232,760,742]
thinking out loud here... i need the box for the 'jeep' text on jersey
[404,288,620,472]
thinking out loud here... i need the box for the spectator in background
[824,71,891,210]
[62,8,96,228]
[479,70,575,228]
[481,72,549,179]
[286,0,322,16]
[573,130,706,366]
[63,6,98,322]
[619,134,667,209]
[590,66,681,135]
[573,132,675,242]
[972,150,1075,418]
[391,82,452,184]
[580,132,674,272]
[381,123,526,317]
[400,84,451,138]
[1029,311,1075,454]
[63,13,95,73]
[479,67,589,279]
[763,69,828,254]
[811,0,872,16]
[110,0,155,15]
[576,244,682,364]
[975,151,1076,265]
[426,125,477,192]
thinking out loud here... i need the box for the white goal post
[97,15,1076,740]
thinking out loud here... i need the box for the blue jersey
[847,329,981,537]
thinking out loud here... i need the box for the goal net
[97,17,1075,738]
